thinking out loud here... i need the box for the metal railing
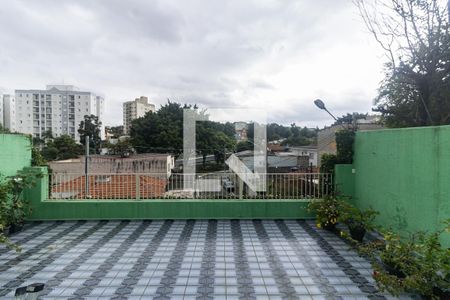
[49,172,332,200]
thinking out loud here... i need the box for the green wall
[0,134,31,176]
[335,164,354,200]
[24,167,314,220]
[336,125,450,247]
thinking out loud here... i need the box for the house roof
[51,174,167,199]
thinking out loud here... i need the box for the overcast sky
[0,0,386,128]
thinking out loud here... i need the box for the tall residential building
[123,96,155,134]
[0,93,3,127]
[2,94,16,131]
[14,85,104,142]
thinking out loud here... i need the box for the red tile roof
[52,175,167,199]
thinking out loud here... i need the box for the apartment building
[14,85,104,141]
[1,94,16,131]
[0,93,3,127]
[123,96,155,134]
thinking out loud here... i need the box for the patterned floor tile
[0,220,415,299]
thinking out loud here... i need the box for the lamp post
[314,99,338,121]
[314,99,348,130]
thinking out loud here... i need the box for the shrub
[0,168,42,251]
[360,225,450,298]
[339,202,379,242]
[308,195,342,230]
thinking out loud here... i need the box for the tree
[41,135,83,161]
[31,147,47,166]
[78,115,102,154]
[130,101,236,162]
[105,126,124,138]
[334,113,368,126]
[236,140,253,152]
[106,139,134,158]
[281,124,317,146]
[335,129,355,164]
[196,121,236,166]
[131,101,184,154]
[355,0,450,127]
[0,124,10,134]
[267,123,291,141]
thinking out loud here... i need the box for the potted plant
[360,225,450,299]
[339,203,378,242]
[2,169,41,235]
[308,195,341,231]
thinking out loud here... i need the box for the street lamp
[314,99,338,121]
[314,99,350,130]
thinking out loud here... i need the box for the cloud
[0,0,385,128]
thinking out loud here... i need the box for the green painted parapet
[334,164,354,201]
[335,125,450,247]
[24,167,314,220]
[0,134,31,176]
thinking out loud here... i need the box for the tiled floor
[0,220,412,299]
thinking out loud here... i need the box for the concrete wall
[335,125,450,247]
[49,154,174,178]
[0,134,31,176]
[25,167,315,220]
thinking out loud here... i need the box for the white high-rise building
[2,94,16,131]
[123,96,155,134]
[14,85,104,141]
[0,93,3,127]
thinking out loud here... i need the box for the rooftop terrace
[0,220,408,299]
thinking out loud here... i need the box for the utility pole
[84,135,89,197]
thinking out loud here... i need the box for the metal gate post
[135,174,140,200]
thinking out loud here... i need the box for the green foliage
[196,120,236,166]
[31,147,47,166]
[320,128,355,177]
[320,153,338,174]
[357,0,450,127]
[130,101,236,161]
[0,168,42,251]
[130,101,185,154]
[105,126,124,138]
[267,123,317,145]
[308,195,342,230]
[236,140,253,152]
[334,113,368,126]
[280,124,317,146]
[267,123,290,141]
[0,124,10,133]
[106,139,134,157]
[320,153,338,192]
[41,135,83,161]
[335,129,355,164]
[78,114,102,154]
[359,225,450,298]
[339,203,378,231]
